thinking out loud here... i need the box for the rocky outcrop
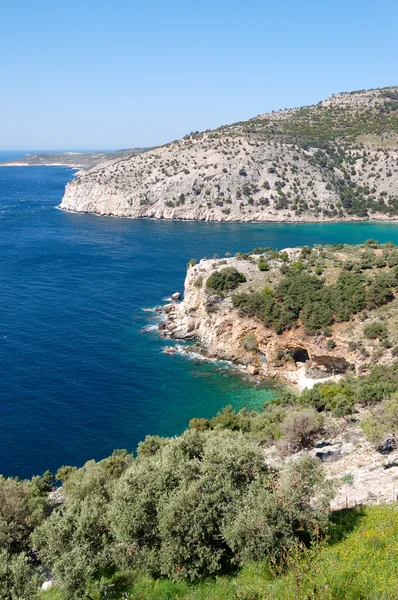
[162,244,398,388]
[60,87,398,222]
[266,409,398,509]
[162,253,359,387]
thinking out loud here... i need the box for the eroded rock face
[162,254,357,386]
[305,355,352,378]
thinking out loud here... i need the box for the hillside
[163,241,398,386]
[60,86,398,221]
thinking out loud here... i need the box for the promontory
[60,86,398,222]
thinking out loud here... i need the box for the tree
[0,550,43,600]
[281,409,323,449]
[364,322,388,340]
[206,267,246,292]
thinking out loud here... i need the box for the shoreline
[0,162,83,168]
[58,204,398,224]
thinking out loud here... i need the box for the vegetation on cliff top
[201,241,398,340]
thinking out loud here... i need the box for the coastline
[58,204,398,224]
[0,162,83,168]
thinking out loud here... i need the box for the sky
[1,0,397,150]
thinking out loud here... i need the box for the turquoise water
[2,151,398,478]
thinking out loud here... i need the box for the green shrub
[280,408,323,449]
[258,259,269,271]
[206,267,246,292]
[363,322,388,340]
[240,333,257,351]
[194,276,204,288]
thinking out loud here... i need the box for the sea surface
[3,151,398,478]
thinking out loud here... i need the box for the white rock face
[60,88,398,223]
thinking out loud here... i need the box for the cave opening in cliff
[291,348,309,363]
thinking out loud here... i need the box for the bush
[328,393,355,417]
[280,408,323,449]
[258,259,269,271]
[206,267,246,292]
[187,258,197,268]
[361,415,387,446]
[240,333,257,351]
[364,322,388,340]
[189,418,210,431]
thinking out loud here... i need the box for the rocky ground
[266,410,398,510]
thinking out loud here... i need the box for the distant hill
[0,148,149,170]
[61,86,398,222]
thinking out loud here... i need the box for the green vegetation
[66,505,394,600]
[232,269,390,334]
[3,359,398,598]
[363,321,388,340]
[230,243,398,334]
[206,267,246,292]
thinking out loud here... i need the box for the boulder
[165,346,177,354]
[164,303,175,314]
[158,322,166,331]
[41,581,54,591]
[171,292,181,300]
[247,364,259,375]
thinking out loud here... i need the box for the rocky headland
[161,242,398,508]
[0,148,147,171]
[60,86,398,222]
[162,242,398,387]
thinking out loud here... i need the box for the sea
[2,150,398,479]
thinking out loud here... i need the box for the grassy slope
[41,505,398,600]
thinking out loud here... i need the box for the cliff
[163,243,398,387]
[61,87,398,221]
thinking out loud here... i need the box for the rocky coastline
[158,249,398,509]
[159,244,398,390]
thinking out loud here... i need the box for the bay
[1,152,398,478]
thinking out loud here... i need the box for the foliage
[240,333,257,351]
[8,359,398,598]
[363,321,388,340]
[206,267,246,292]
[47,505,398,600]
[232,267,384,334]
[361,395,398,446]
[280,408,323,449]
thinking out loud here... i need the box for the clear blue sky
[1,0,396,150]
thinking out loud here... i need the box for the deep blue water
[3,151,398,479]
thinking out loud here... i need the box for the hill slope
[60,87,398,221]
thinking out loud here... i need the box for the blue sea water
[3,151,398,479]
